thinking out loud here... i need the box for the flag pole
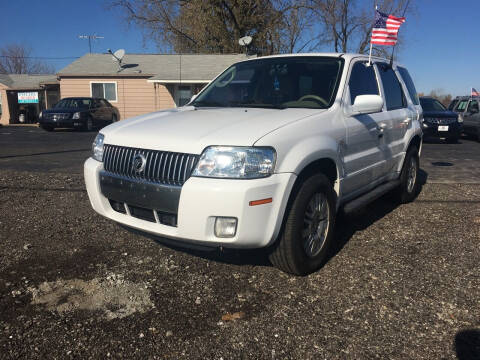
[389,0,410,67]
[368,6,378,66]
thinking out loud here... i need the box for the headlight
[72,112,81,119]
[92,133,105,162]
[192,146,276,179]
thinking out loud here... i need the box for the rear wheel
[268,174,336,276]
[393,146,420,203]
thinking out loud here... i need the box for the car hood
[422,110,457,118]
[101,106,324,154]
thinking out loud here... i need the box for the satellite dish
[113,49,125,61]
[238,36,252,46]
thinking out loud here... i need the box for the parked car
[419,96,461,143]
[84,54,423,275]
[39,97,119,132]
[449,96,480,141]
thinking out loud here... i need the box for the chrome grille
[44,113,71,120]
[103,145,199,186]
[425,117,456,125]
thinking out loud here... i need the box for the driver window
[349,62,379,105]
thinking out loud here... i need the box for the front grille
[44,113,71,120]
[103,145,199,186]
[425,117,456,125]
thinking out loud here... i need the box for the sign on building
[18,92,39,104]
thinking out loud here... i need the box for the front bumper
[422,121,462,138]
[84,157,296,248]
[39,118,84,128]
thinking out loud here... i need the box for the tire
[268,174,336,276]
[41,125,54,132]
[393,146,420,204]
[84,117,93,132]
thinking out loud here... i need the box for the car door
[99,99,113,124]
[377,63,412,174]
[464,99,480,134]
[342,60,391,197]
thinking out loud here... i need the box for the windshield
[455,100,468,112]
[420,98,446,112]
[192,57,344,109]
[55,98,92,109]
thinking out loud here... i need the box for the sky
[0,0,479,96]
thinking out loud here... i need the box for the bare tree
[108,0,308,55]
[0,44,55,74]
[307,0,414,55]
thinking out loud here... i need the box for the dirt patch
[28,273,154,320]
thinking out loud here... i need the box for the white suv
[85,53,423,275]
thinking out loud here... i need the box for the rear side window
[448,100,458,111]
[456,100,468,111]
[377,63,406,110]
[348,62,379,104]
[398,67,419,105]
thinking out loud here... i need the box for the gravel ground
[0,170,479,359]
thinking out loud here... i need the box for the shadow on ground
[122,172,428,272]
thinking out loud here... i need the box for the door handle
[376,123,387,137]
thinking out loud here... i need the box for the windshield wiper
[228,102,286,110]
[191,100,226,107]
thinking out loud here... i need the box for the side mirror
[351,95,384,115]
[470,107,479,114]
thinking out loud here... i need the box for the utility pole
[78,34,104,53]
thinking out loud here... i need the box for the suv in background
[420,96,461,143]
[39,97,119,132]
[450,96,480,141]
[84,54,422,275]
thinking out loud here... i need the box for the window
[448,100,458,111]
[456,100,468,111]
[0,92,2,116]
[467,100,479,113]
[398,67,419,105]
[377,63,406,110]
[192,57,344,109]
[419,98,446,112]
[100,99,111,107]
[348,62,379,105]
[177,86,192,107]
[91,82,117,102]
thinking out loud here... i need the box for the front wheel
[394,146,420,203]
[268,174,336,276]
[84,117,93,132]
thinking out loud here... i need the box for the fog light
[214,217,237,238]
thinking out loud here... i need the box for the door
[464,99,480,135]
[377,63,413,174]
[342,60,390,197]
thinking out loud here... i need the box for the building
[0,74,59,125]
[57,53,249,121]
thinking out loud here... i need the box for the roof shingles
[57,53,250,81]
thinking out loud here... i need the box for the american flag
[472,88,480,97]
[371,10,406,46]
